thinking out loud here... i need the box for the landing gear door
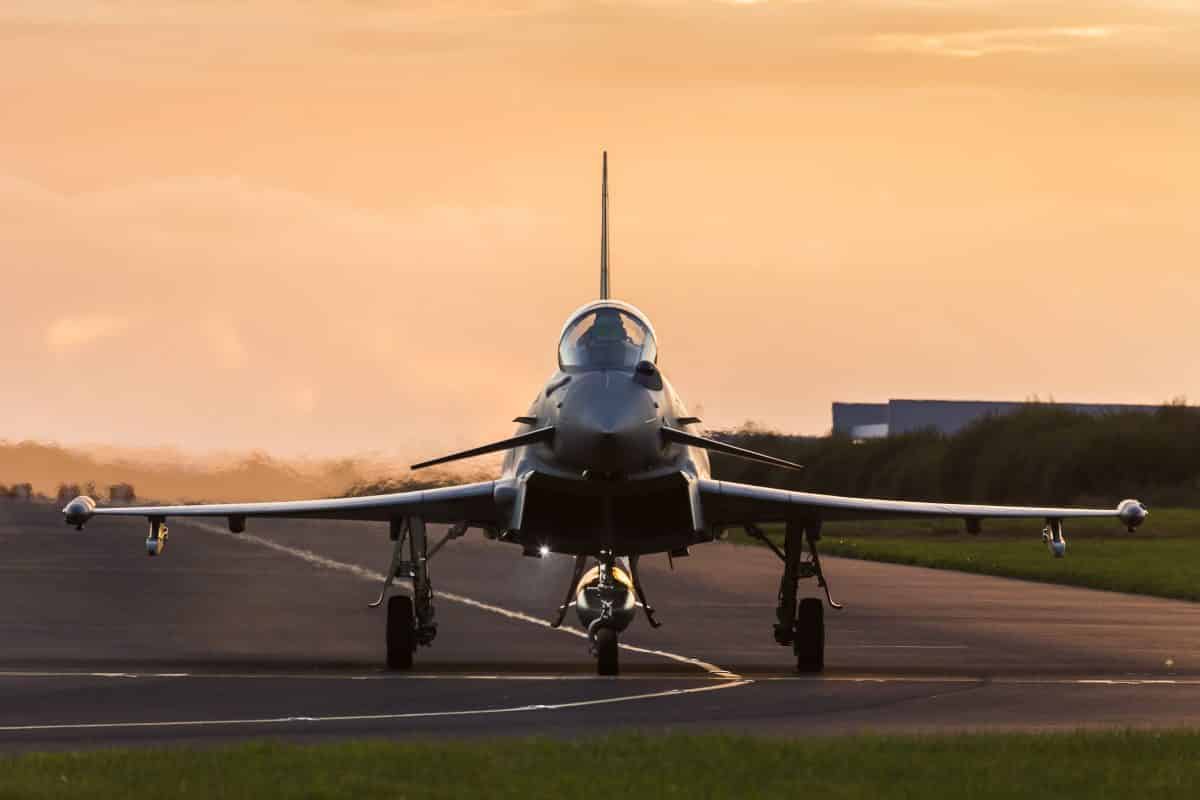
[494,472,533,534]
[682,472,705,534]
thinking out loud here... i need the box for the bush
[345,471,485,497]
[710,405,1200,507]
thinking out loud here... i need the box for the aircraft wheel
[595,628,620,676]
[387,595,416,670]
[794,597,825,673]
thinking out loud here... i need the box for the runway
[3,500,1200,750]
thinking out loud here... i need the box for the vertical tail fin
[600,150,609,300]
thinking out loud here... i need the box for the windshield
[559,308,657,370]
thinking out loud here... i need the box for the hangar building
[832,399,1162,439]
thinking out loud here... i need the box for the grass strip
[818,536,1200,601]
[3,731,1200,799]
[733,508,1200,602]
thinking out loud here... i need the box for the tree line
[710,405,1200,507]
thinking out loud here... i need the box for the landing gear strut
[746,519,840,673]
[587,550,625,676]
[551,555,588,629]
[628,555,662,629]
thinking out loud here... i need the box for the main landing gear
[371,517,468,670]
[386,595,416,670]
[745,519,842,673]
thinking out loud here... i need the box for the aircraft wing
[63,481,500,528]
[697,479,1148,530]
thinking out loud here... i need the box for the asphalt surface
[3,500,1200,750]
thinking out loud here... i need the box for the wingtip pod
[1118,499,1149,532]
[62,496,96,529]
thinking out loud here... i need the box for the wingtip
[62,495,96,528]
[1118,498,1148,530]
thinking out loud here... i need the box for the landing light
[539,545,550,557]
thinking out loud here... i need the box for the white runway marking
[0,671,721,682]
[186,522,741,681]
[761,676,1198,686]
[0,679,754,733]
[3,672,1196,687]
[835,644,969,650]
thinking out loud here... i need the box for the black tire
[595,628,619,676]
[794,597,825,673]
[387,595,416,670]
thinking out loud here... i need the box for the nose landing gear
[552,549,637,676]
[593,627,620,676]
[584,551,629,676]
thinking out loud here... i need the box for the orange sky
[2,1,1198,460]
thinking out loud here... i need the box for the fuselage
[502,300,710,480]
[495,300,712,558]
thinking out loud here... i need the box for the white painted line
[186,522,742,681]
[5,672,1198,686]
[760,676,1200,686]
[0,671,721,682]
[0,679,754,733]
[834,645,969,650]
[1074,679,1180,686]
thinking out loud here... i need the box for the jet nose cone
[579,396,644,437]
[555,372,660,474]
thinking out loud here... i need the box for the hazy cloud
[2,175,560,455]
[45,314,131,355]
[288,385,318,417]
[203,317,250,370]
[867,24,1163,58]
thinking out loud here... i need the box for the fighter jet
[63,153,1148,675]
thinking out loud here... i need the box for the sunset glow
[3,1,1197,460]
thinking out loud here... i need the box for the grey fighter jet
[63,153,1148,675]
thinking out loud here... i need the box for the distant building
[833,399,1163,439]
[830,403,891,439]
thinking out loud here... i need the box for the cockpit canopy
[558,302,658,371]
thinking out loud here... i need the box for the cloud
[1,1,1196,96]
[287,385,318,417]
[45,314,130,355]
[866,24,1161,58]
[203,317,250,370]
[2,175,559,455]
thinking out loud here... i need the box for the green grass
[820,537,1200,601]
[3,731,1200,799]
[818,507,1200,538]
[740,508,1200,602]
